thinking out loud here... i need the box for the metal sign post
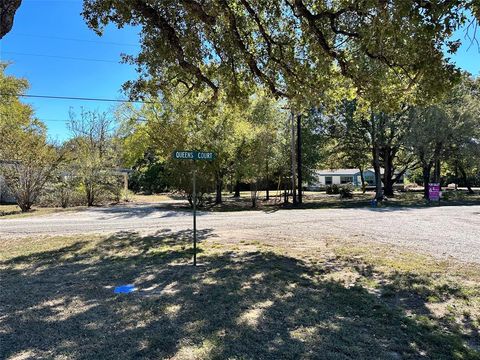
[192,160,197,266]
[173,150,215,266]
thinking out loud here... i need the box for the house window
[365,175,375,185]
[340,176,353,184]
[325,176,332,185]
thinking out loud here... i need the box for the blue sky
[0,0,140,141]
[1,1,479,141]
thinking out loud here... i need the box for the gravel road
[1,204,480,263]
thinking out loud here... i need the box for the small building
[0,176,15,203]
[112,168,134,192]
[307,168,404,190]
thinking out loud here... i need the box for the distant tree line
[320,75,480,200]
[0,64,125,211]
[1,70,479,211]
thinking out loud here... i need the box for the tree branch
[291,0,349,77]
[218,0,288,97]
[133,0,218,96]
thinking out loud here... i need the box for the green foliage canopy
[82,0,477,108]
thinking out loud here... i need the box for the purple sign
[429,183,440,201]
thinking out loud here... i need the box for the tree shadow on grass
[1,231,478,359]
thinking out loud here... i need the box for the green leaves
[82,1,477,109]
[0,64,62,211]
[116,87,289,196]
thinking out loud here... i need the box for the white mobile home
[308,169,375,190]
[307,168,404,190]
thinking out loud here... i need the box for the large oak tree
[82,0,478,106]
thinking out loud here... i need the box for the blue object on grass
[370,199,377,208]
[114,284,136,294]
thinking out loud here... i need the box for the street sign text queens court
[173,150,215,161]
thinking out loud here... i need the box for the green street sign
[173,150,215,161]
[171,149,216,266]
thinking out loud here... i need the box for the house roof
[314,168,361,176]
[315,168,404,176]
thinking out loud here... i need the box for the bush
[187,191,208,208]
[129,162,170,194]
[121,189,134,202]
[37,183,85,208]
[441,190,470,201]
[326,184,340,195]
[339,184,354,199]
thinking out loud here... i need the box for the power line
[1,93,150,103]
[10,33,139,47]
[1,51,124,64]
[39,119,72,123]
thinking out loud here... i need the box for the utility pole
[296,113,303,204]
[290,110,297,204]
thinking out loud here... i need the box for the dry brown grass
[1,230,479,359]
[0,205,87,219]
[130,193,184,203]
[0,204,20,216]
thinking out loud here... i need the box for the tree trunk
[373,163,383,200]
[234,180,240,197]
[215,174,223,204]
[86,184,95,207]
[359,167,366,193]
[370,112,383,200]
[372,145,383,200]
[383,148,395,197]
[422,163,432,200]
[454,164,459,185]
[459,166,474,194]
[18,198,32,212]
[434,158,441,186]
[297,114,303,204]
[251,181,258,208]
[265,161,269,200]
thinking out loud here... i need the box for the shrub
[339,184,354,199]
[326,184,340,195]
[37,183,85,208]
[441,190,466,201]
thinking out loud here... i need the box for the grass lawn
[1,231,479,359]
[0,204,20,217]
[0,205,86,219]
[2,191,479,219]
[203,190,480,212]
[130,193,185,203]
